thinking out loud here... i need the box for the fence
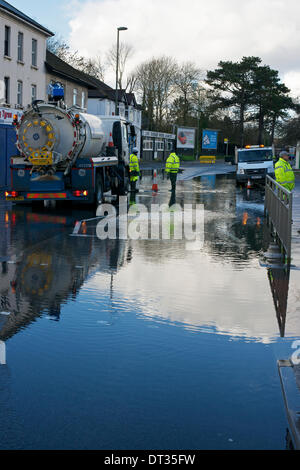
[264,175,293,259]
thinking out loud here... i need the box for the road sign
[202,130,218,150]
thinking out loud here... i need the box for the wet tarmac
[0,170,300,450]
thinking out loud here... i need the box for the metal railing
[265,175,293,259]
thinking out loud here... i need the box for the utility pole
[115,27,128,116]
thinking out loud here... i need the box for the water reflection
[267,265,290,337]
[0,175,296,345]
[0,207,129,341]
[0,174,297,450]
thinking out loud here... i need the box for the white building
[0,0,53,112]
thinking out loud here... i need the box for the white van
[235,145,275,185]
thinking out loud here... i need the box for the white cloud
[67,0,300,93]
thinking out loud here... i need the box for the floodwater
[0,171,299,450]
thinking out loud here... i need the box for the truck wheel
[117,165,127,196]
[95,175,103,205]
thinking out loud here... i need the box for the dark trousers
[130,180,137,192]
[170,173,177,191]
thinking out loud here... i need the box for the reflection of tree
[134,176,270,265]
[268,265,290,337]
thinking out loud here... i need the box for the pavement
[140,159,236,180]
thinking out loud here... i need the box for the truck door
[112,121,129,164]
[0,125,19,188]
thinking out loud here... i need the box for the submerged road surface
[0,171,300,450]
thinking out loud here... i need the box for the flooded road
[0,171,299,450]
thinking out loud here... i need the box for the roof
[0,0,53,36]
[45,51,121,96]
[46,50,100,89]
[88,87,128,103]
[126,93,137,107]
[46,51,141,108]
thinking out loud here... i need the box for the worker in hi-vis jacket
[129,147,140,193]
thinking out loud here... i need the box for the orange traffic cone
[108,133,114,148]
[152,170,158,192]
[247,179,252,189]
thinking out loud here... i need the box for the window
[167,141,173,151]
[31,84,37,102]
[143,140,153,151]
[4,77,10,104]
[73,88,78,106]
[17,32,24,62]
[81,91,85,108]
[155,140,164,151]
[17,81,23,106]
[4,26,11,56]
[32,39,37,66]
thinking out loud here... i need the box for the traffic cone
[247,179,252,189]
[152,170,158,192]
[108,133,114,148]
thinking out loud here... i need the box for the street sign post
[224,138,229,157]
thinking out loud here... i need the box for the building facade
[0,0,53,110]
[0,1,53,189]
[141,130,176,161]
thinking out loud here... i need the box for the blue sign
[202,130,218,150]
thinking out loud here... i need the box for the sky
[8,0,300,96]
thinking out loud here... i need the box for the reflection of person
[275,150,295,191]
[129,147,140,193]
[129,190,137,207]
[168,189,176,208]
[165,153,180,191]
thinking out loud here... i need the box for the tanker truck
[5,98,132,205]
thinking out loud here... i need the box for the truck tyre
[95,175,103,206]
[111,164,127,196]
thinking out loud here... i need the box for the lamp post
[115,26,128,116]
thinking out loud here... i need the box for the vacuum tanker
[6,98,133,205]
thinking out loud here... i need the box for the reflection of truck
[235,145,275,185]
[5,96,132,205]
[0,208,128,340]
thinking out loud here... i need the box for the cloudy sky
[10,0,300,96]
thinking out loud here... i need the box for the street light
[115,26,128,116]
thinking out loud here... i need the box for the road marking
[0,341,6,365]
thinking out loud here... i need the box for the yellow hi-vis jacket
[129,153,140,182]
[165,153,180,174]
[275,157,295,191]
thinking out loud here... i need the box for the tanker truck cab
[236,145,275,185]
[102,116,130,165]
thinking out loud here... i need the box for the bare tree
[173,62,202,125]
[135,56,177,130]
[125,73,138,94]
[47,35,70,61]
[106,42,134,90]
[47,35,105,81]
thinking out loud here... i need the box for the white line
[72,216,105,236]
[0,341,6,365]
